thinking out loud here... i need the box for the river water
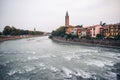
[0,36,120,80]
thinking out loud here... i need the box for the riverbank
[51,36,120,49]
[0,35,42,42]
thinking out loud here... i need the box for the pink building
[91,25,102,38]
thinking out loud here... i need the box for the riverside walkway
[0,35,43,42]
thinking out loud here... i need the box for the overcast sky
[0,0,120,32]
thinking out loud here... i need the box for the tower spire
[66,11,68,16]
[65,11,69,27]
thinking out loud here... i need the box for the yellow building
[109,24,120,36]
[101,23,120,38]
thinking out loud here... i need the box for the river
[0,36,120,80]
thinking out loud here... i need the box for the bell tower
[65,11,69,27]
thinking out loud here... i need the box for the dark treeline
[1,26,44,36]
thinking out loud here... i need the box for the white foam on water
[23,66,35,72]
[8,70,17,75]
[42,67,47,70]
[40,55,50,58]
[74,70,92,78]
[85,59,114,67]
[26,51,36,54]
[104,59,114,66]
[2,59,17,66]
[114,53,120,60]
[62,67,73,78]
[39,63,45,67]
[27,56,39,60]
[77,49,98,53]
[63,54,80,61]
[61,67,93,79]
[8,69,25,76]
[64,56,73,61]
[49,66,59,72]
[103,71,117,80]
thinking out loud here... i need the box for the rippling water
[0,36,120,80]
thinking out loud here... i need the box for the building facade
[91,25,102,38]
[64,11,120,39]
[100,24,120,38]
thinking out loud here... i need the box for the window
[116,33,118,35]
[111,29,113,32]
[111,33,113,35]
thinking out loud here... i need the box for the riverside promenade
[0,35,42,42]
[51,36,120,49]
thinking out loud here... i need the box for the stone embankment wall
[52,36,120,48]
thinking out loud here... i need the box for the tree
[51,26,66,37]
[3,26,12,35]
[10,27,17,35]
[2,26,44,36]
[114,35,120,40]
[76,25,83,28]
[96,34,104,39]
[102,23,106,26]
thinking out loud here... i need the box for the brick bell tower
[65,11,69,27]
